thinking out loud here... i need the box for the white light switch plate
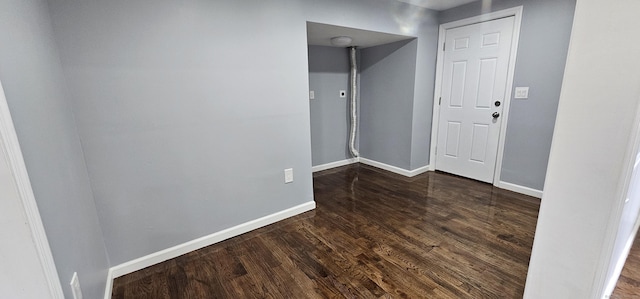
[309,90,315,100]
[514,87,529,99]
[284,168,293,183]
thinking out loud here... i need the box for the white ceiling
[396,0,479,11]
[307,22,414,49]
[307,1,479,48]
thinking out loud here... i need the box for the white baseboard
[103,269,114,299]
[312,158,359,172]
[495,181,543,198]
[312,157,429,178]
[408,164,430,177]
[359,157,429,178]
[103,201,316,299]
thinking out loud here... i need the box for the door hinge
[439,97,441,105]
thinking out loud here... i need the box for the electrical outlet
[70,272,83,299]
[284,168,293,183]
[339,90,346,98]
[309,90,315,100]
[514,87,529,99]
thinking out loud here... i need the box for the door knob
[492,112,500,118]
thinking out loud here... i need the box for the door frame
[429,6,523,186]
[0,80,64,298]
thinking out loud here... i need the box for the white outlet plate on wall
[70,272,83,299]
[514,87,529,99]
[309,90,314,100]
[284,168,293,183]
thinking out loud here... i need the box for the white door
[436,17,515,183]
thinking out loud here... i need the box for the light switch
[309,90,315,100]
[284,168,293,183]
[514,87,529,99]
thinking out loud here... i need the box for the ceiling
[396,0,479,11]
[307,0,480,48]
[307,22,414,49]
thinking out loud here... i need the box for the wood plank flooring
[612,232,640,298]
[112,164,541,298]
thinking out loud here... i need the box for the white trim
[428,22,447,172]
[604,221,640,297]
[409,164,431,177]
[312,158,359,172]
[428,6,524,189]
[359,158,429,178]
[103,269,114,299]
[495,181,543,198]
[0,81,64,298]
[103,201,316,299]
[593,97,640,299]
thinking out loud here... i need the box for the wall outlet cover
[514,87,529,99]
[70,272,83,299]
[309,90,315,100]
[284,168,293,183]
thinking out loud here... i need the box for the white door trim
[593,97,640,298]
[0,80,64,298]
[429,6,523,187]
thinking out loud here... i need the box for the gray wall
[439,0,576,190]
[308,46,355,166]
[360,39,418,170]
[48,0,314,265]
[0,1,109,298]
[409,12,440,170]
[46,0,440,265]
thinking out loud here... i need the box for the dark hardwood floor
[112,164,541,298]
[612,231,640,298]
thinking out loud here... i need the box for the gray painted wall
[439,0,576,190]
[408,11,440,170]
[0,1,109,298]
[308,46,355,166]
[360,39,418,170]
[48,0,315,265]
[47,0,440,265]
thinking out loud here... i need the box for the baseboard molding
[409,164,430,177]
[103,201,316,299]
[312,158,359,172]
[103,269,114,299]
[495,181,543,198]
[359,158,429,178]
